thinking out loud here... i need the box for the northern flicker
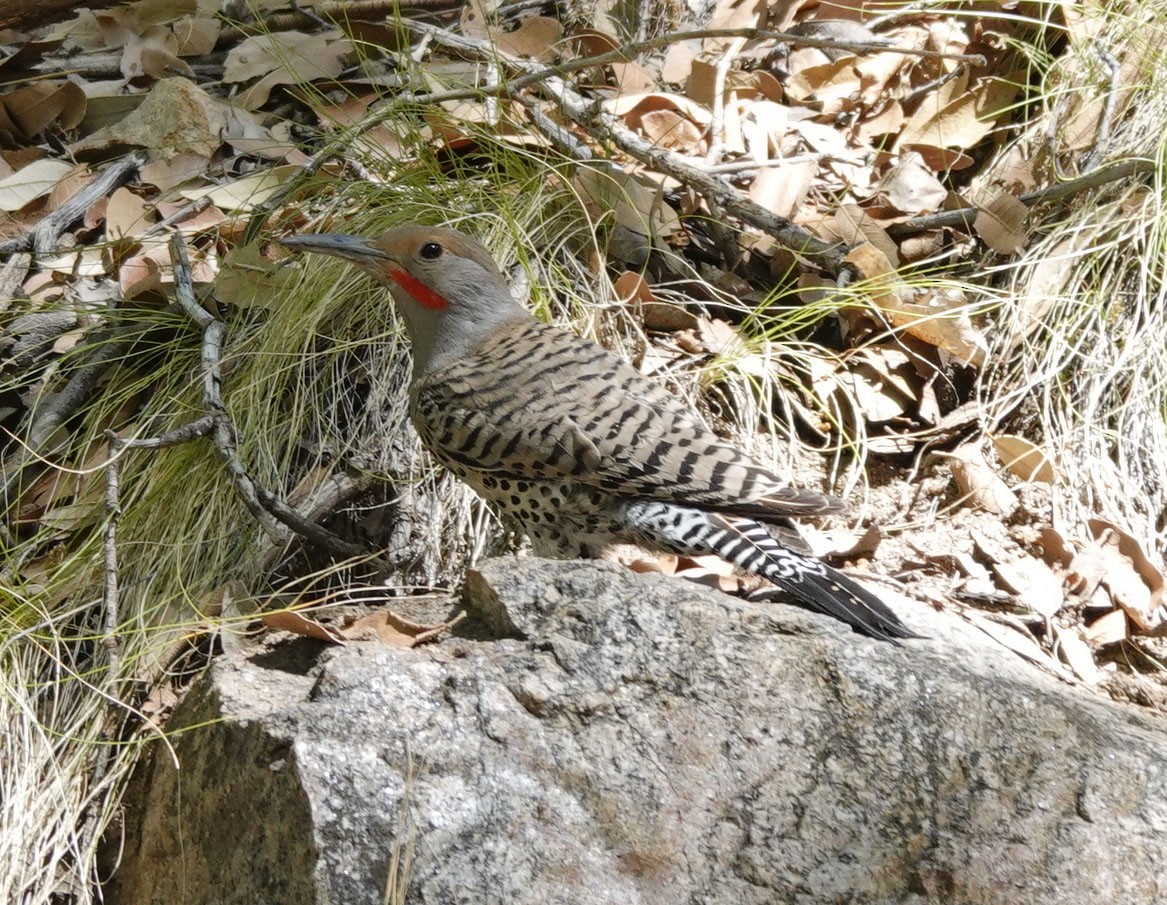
[280,226,916,641]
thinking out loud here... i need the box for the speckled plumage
[281,226,916,641]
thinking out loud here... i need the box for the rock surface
[106,558,1167,905]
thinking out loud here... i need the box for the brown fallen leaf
[2,80,86,140]
[1036,526,1074,569]
[341,610,467,648]
[992,556,1066,618]
[748,160,816,219]
[991,433,1055,483]
[1086,521,1164,632]
[1084,609,1128,646]
[846,241,988,366]
[896,74,1022,151]
[262,610,347,644]
[1088,519,1164,600]
[875,151,948,214]
[105,186,153,239]
[945,444,1018,516]
[178,164,302,213]
[0,158,73,212]
[573,165,682,241]
[973,190,1029,254]
[629,555,678,575]
[639,108,705,154]
[1053,625,1101,684]
[965,611,1072,681]
[613,271,655,304]
[495,16,561,61]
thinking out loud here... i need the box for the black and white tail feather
[625,501,917,642]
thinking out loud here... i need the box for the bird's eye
[419,241,443,260]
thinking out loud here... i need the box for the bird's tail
[708,514,918,642]
[623,502,918,641]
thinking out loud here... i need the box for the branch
[408,21,850,273]
[886,158,1156,239]
[0,150,147,255]
[167,233,371,559]
[245,24,981,246]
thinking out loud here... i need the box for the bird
[279,225,916,642]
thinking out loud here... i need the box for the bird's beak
[279,233,394,267]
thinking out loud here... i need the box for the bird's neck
[402,305,532,381]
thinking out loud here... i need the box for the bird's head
[280,225,527,375]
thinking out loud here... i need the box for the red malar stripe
[388,267,448,311]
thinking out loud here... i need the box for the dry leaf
[833,206,900,265]
[707,0,766,33]
[262,609,346,644]
[118,240,171,297]
[660,41,698,84]
[833,346,921,424]
[574,165,681,240]
[139,152,210,191]
[0,158,73,212]
[1084,609,1127,646]
[896,75,1022,151]
[991,434,1054,483]
[216,242,298,308]
[178,164,301,212]
[639,109,705,153]
[748,161,815,219]
[341,610,466,648]
[1053,625,1101,684]
[946,444,1018,516]
[973,190,1029,254]
[965,611,1071,680]
[2,80,86,139]
[993,557,1066,618]
[1087,520,1165,630]
[877,152,948,214]
[46,165,93,211]
[603,92,712,128]
[784,57,859,107]
[1037,526,1074,569]
[841,242,993,367]
[629,555,678,574]
[613,271,655,303]
[1089,519,1164,598]
[899,143,975,172]
[154,199,227,234]
[495,16,561,60]
[173,16,220,56]
[855,101,904,144]
[104,186,153,239]
[225,32,353,109]
[121,31,195,81]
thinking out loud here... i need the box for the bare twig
[902,63,966,107]
[705,37,747,168]
[1078,41,1122,173]
[0,151,147,256]
[140,196,214,238]
[543,26,987,68]
[703,152,868,175]
[521,104,592,160]
[403,22,847,272]
[0,252,30,309]
[244,25,984,243]
[168,233,371,559]
[886,158,1155,239]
